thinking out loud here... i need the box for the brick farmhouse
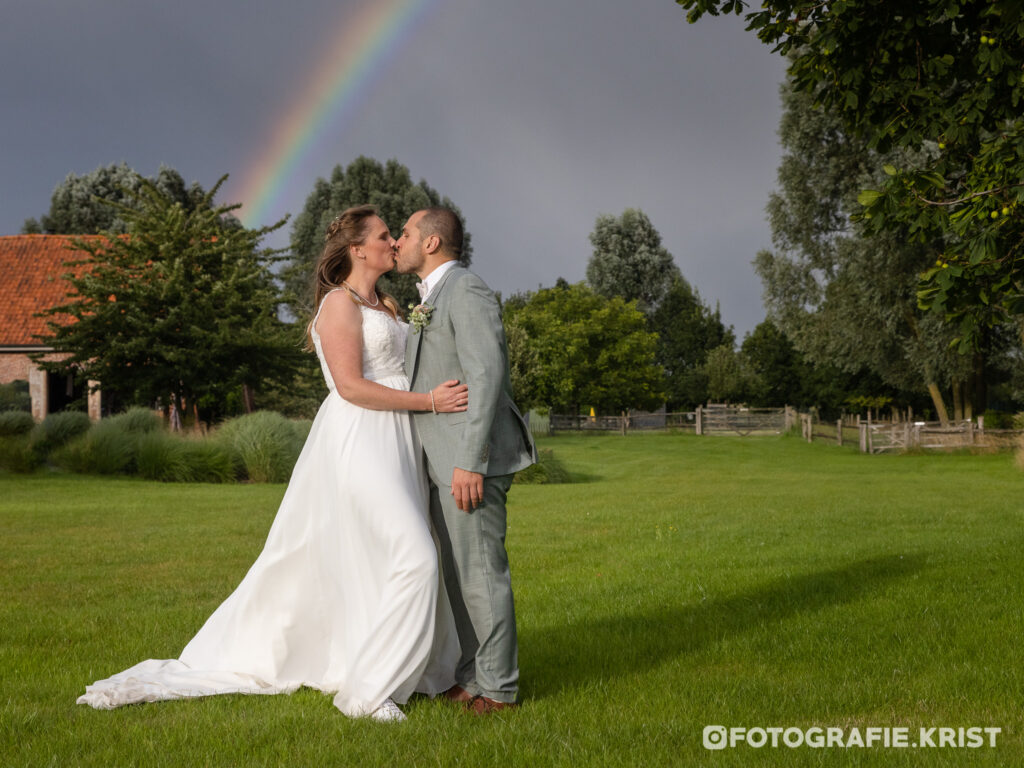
[0,235,102,420]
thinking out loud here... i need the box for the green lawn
[1,433,1021,766]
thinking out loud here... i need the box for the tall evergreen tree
[37,175,300,424]
[648,276,734,409]
[285,156,472,318]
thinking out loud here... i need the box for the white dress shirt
[417,259,459,301]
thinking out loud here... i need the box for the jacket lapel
[406,263,463,382]
[426,263,462,303]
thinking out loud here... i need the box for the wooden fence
[800,413,1024,453]
[548,405,793,436]
[547,407,1022,454]
[857,418,1023,453]
[548,411,696,435]
[698,405,794,435]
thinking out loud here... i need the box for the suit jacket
[406,264,537,485]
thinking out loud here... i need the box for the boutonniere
[408,303,434,333]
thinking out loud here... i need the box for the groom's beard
[396,245,426,275]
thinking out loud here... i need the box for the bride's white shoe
[370,698,407,722]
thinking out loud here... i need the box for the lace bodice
[312,294,409,392]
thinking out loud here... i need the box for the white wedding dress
[78,295,458,717]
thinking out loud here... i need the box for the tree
[586,208,679,312]
[22,163,236,235]
[502,310,542,415]
[285,156,472,318]
[703,344,754,403]
[503,282,664,414]
[37,175,302,424]
[648,275,734,409]
[676,0,1024,349]
[740,320,804,407]
[753,77,1015,421]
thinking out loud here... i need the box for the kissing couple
[78,206,537,721]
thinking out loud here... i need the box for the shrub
[0,435,42,473]
[981,410,1015,429]
[514,448,570,485]
[137,432,234,483]
[0,380,30,412]
[0,411,35,437]
[214,411,306,483]
[31,411,92,457]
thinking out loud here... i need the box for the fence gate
[696,406,791,436]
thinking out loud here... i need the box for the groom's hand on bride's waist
[451,467,484,512]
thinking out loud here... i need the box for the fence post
[859,422,867,453]
[620,411,627,436]
[696,405,703,436]
[836,419,843,447]
[904,422,911,451]
[967,418,974,445]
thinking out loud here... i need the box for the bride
[78,205,466,722]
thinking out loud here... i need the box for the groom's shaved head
[417,207,463,260]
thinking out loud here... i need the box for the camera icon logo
[703,725,728,750]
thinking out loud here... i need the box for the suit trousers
[429,473,518,703]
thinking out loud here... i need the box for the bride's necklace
[342,280,379,307]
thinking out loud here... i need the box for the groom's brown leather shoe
[443,684,474,704]
[469,695,518,715]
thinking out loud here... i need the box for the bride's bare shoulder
[316,289,362,337]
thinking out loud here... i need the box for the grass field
[1,433,1022,766]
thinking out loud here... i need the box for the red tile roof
[0,235,99,346]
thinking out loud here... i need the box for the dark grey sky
[1,0,786,338]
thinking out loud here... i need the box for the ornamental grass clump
[137,431,234,483]
[53,419,135,475]
[117,407,163,435]
[0,435,41,473]
[30,411,91,457]
[0,410,35,438]
[214,411,306,483]
[50,408,161,475]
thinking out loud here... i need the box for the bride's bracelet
[429,390,437,414]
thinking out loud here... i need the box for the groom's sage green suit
[405,264,536,703]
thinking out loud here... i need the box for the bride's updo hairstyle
[307,205,401,346]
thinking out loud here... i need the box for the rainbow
[234,0,440,228]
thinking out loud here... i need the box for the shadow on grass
[521,554,926,699]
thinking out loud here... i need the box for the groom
[395,207,537,714]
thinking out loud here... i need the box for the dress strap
[311,287,352,338]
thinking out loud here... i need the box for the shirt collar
[420,259,458,300]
